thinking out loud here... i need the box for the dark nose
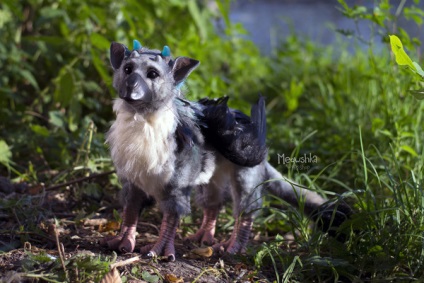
[120,73,152,102]
[125,73,142,94]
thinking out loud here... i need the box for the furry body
[104,42,216,260]
[104,40,351,260]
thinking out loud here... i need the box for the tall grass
[254,29,424,280]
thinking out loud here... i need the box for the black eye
[147,70,159,79]
[124,65,133,74]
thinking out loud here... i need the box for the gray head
[110,40,200,113]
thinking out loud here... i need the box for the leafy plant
[389,34,424,99]
[0,0,269,182]
[254,1,424,281]
[20,251,113,282]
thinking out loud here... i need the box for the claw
[212,216,253,255]
[101,224,137,253]
[185,207,219,246]
[185,228,216,246]
[117,237,136,253]
[167,254,176,262]
[146,250,157,259]
[105,235,123,250]
[103,233,136,253]
[142,250,175,262]
[139,212,179,261]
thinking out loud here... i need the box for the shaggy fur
[103,40,351,261]
[103,42,216,261]
[107,99,178,197]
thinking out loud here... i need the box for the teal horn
[133,39,142,50]
[161,45,171,57]
[124,46,131,57]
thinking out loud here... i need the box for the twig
[45,170,115,191]
[192,267,221,283]
[110,256,141,269]
[53,224,69,281]
[22,273,63,283]
[138,221,160,234]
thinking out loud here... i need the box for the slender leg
[101,181,153,253]
[140,212,180,262]
[213,215,253,254]
[213,165,262,254]
[187,176,227,246]
[185,207,220,245]
[102,198,142,253]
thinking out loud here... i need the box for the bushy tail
[264,162,325,215]
[264,162,352,235]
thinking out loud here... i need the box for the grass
[2,0,424,281]
[251,31,424,281]
[2,34,424,283]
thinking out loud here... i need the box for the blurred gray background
[229,0,423,53]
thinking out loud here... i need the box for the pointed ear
[110,42,127,70]
[172,57,200,85]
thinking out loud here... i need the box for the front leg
[102,182,153,253]
[139,185,192,262]
[140,212,180,261]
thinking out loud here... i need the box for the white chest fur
[106,99,177,196]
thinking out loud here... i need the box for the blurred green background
[3,0,424,281]
[0,0,422,190]
[0,0,270,181]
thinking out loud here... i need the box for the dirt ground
[0,177,275,282]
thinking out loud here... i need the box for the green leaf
[30,125,50,137]
[20,70,39,90]
[389,35,415,70]
[141,271,159,283]
[90,33,110,50]
[368,245,383,254]
[400,145,418,157]
[412,62,424,77]
[54,67,75,107]
[92,50,112,90]
[0,9,12,28]
[49,111,65,129]
[39,7,66,20]
[409,89,424,100]
[0,140,12,167]
[187,0,207,42]
[216,0,231,30]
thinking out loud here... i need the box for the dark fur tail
[264,162,352,237]
[198,95,267,167]
[250,95,266,148]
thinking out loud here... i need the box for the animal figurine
[104,40,216,261]
[103,40,351,261]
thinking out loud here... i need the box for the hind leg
[213,215,254,254]
[186,206,220,246]
[186,182,227,245]
[213,163,266,254]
